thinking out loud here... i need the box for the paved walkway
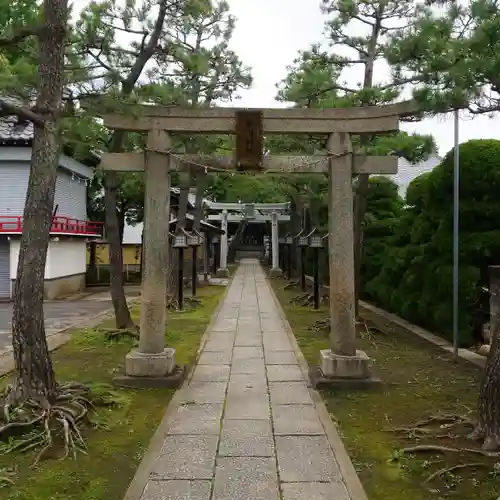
[140,260,352,500]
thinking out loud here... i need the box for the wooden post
[300,247,306,291]
[313,247,320,309]
[204,236,210,282]
[178,248,184,309]
[327,132,356,356]
[138,129,171,355]
[212,241,218,275]
[191,247,197,296]
[217,210,229,276]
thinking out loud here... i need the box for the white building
[0,117,102,300]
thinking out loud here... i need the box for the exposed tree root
[424,462,487,483]
[185,296,202,307]
[401,444,500,458]
[387,412,476,442]
[166,295,201,311]
[0,382,122,466]
[309,318,330,333]
[290,292,312,306]
[282,280,299,290]
[98,328,139,341]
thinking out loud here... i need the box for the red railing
[0,216,103,236]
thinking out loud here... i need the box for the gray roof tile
[0,116,33,143]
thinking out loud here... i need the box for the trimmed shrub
[364,140,500,346]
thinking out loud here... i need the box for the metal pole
[313,247,320,309]
[300,247,306,291]
[191,246,197,297]
[453,109,460,359]
[178,248,184,310]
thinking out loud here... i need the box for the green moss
[0,285,225,500]
[272,281,500,500]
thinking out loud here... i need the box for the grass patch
[0,285,225,500]
[271,279,500,500]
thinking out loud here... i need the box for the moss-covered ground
[271,279,500,500]
[0,284,225,500]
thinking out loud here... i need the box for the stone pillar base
[113,348,186,388]
[268,267,282,278]
[310,349,382,390]
[216,267,230,278]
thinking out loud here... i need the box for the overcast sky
[226,0,500,156]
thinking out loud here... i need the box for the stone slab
[213,457,279,500]
[211,319,237,331]
[275,436,342,482]
[266,365,304,382]
[151,435,218,479]
[272,405,325,435]
[141,480,212,500]
[191,365,230,382]
[198,351,232,365]
[264,351,298,365]
[181,382,228,404]
[310,367,383,391]
[233,346,264,359]
[226,393,270,419]
[219,419,274,457]
[281,482,350,500]
[113,365,186,389]
[234,335,263,347]
[228,375,268,395]
[269,382,313,405]
[203,339,234,352]
[168,403,223,435]
[231,358,266,374]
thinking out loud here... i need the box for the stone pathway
[141,259,352,500]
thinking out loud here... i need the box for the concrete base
[216,267,230,278]
[320,349,372,379]
[268,267,282,278]
[125,347,177,377]
[310,366,382,391]
[114,365,187,389]
[310,349,382,391]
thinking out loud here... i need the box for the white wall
[9,238,86,279]
[47,239,87,279]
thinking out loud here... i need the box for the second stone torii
[206,202,290,277]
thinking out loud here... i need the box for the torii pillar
[317,131,376,387]
[116,129,179,387]
[269,210,282,277]
[216,209,229,277]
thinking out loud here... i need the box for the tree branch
[0,99,45,125]
[0,26,39,48]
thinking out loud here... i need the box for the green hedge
[363,140,500,346]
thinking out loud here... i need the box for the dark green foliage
[364,140,500,346]
[361,177,404,289]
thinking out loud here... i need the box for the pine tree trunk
[472,267,500,450]
[9,0,68,403]
[104,170,135,329]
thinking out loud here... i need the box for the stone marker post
[123,129,176,381]
[217,209,229,277]
[269,210,281,277]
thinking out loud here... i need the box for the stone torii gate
[98,101,414,387]
[205,202,290,277]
